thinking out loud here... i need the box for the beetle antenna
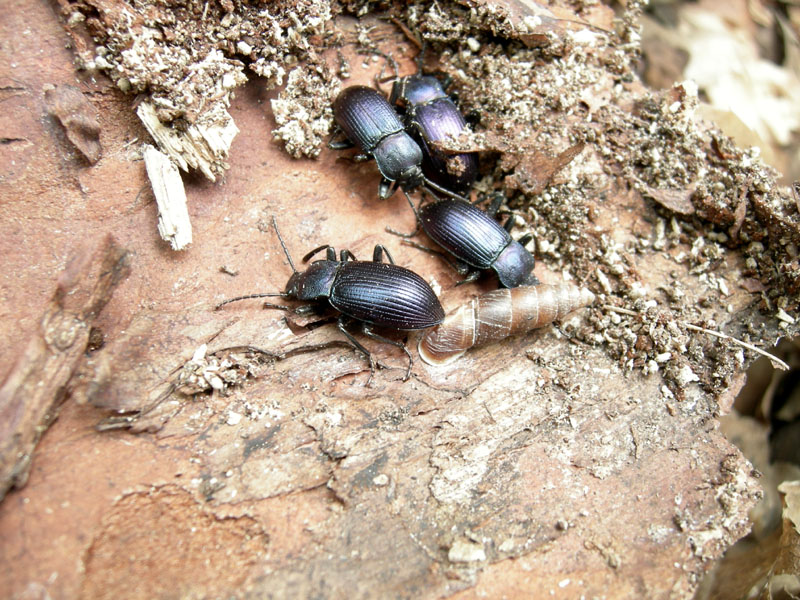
[416,40,427,72]
[422,179,471,203]
[386,189,423,238]
[402,189,422,219]
[271,216,297,274]
[215,293,289,310]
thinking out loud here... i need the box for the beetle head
[284,271,303,298]
[398,164,425,191]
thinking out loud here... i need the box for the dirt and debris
[59,0,330,122]
[271,58,341,158]
[396,2,799,399]
[57,0,332,173]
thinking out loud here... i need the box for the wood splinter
[0,236,130,501]
[143,144,193,251]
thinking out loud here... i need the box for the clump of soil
[60,0,331,123]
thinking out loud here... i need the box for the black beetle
[394,197,537,288]
[390,72,478,195]
[216,218,445,381]
[330,85,469,202]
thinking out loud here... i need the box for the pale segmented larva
[418,284,596,366]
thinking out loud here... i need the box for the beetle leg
[453,258,472,276]
[471,192,490,207]
[486,192,505,218]
[517,233,533,246]
[354,47,398,90]
[372,245,395,265]
[379,179,398,200]
[371,50,399,90]
[401,239,440,255]
[386,222,420,238]
[340,249,357,262]
[454,270,481,287]
[328,139,355,150]
[407,119,432,144]
[388,77,404,107]
[333,152,372,165]
[301,314,338,330]
[327,127,354,150]
[386,189,423,237]
[294,304,320,316]
[362,325,413,381]
[337,316,378,384]
[302,244,333,263]
[400,239,464,272]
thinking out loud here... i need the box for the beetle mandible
[330,85,470,203]
[216,218,445,382]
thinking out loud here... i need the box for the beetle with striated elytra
[390,194,538,289]
[330,85,472,203]
[216,218,445,382]
[389,68,478,195]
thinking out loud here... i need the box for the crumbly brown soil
[1,0,798,598]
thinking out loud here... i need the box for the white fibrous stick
[143,144,193,251]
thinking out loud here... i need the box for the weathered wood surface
[0,236,129,500]
[2,0,796,598]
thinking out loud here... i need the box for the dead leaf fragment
[681,5,800,148]
[644,183,696,215]
[459,0,585,47]
[43,84,102,163]
[505,143,585,195]
[741,278,767,293]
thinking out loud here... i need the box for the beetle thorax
[285,261,340,301]
[492,240,537,288]
[397,76,447,106]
